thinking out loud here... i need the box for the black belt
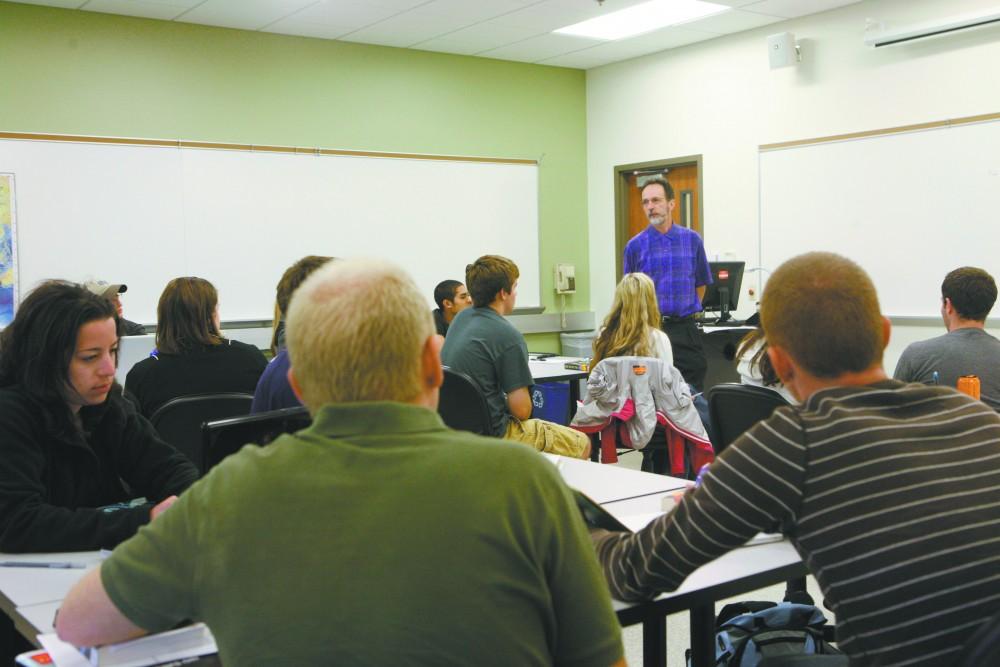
[662,314,696,324]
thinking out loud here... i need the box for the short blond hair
[760,252,884,378]
[285,259,434,411]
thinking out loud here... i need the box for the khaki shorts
[504,418,590,459]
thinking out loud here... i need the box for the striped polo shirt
[595,380,1000,666]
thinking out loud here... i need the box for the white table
[0,551,102,648]
[2,464,805,667]
[549,456,806,667]
[548,454,688,504]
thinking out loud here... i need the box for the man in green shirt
[56,259,624,667]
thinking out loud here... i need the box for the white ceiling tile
[261,20,355,40]
[12,0,86,8]
[741,0,860,20]
[492,0,650,33]
[539,49,614,69]
[415,20,542,50]
[340,8,489,46]
[81,0,195,21]
[540,24,719,67]
[684,7,784,34]
[710,0,766,7]
[479,31,605,62]
[417,0,541,23]
[175,0,320,30]
[409,38,487,56]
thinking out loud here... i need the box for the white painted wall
[585,0,1000,375]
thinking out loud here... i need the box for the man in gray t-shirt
[894,266,1000,411]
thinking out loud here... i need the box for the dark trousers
[662,317,707,392]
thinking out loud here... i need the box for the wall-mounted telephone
[555,264,576,294]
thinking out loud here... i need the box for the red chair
[572,398,714,475]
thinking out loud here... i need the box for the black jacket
[0,387,198,552]
[125,340,268,418]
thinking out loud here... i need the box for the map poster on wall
[0,174,17,327]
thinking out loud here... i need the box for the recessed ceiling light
[555,0,729,41]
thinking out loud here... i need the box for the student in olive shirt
[57,259,624,667]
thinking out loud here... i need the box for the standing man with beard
[623,178,712,390]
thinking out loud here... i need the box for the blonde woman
[592,273,673,368]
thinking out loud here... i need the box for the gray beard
[648,215,665,226]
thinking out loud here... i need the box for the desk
[3,465,805,667]
[0,551,102,648]
[550,457,807,667]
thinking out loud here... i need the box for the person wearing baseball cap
[83,280,146,336]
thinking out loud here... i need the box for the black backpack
[695,601,841,666]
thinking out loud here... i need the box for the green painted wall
[0,1,588,351]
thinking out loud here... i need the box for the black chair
[706,383,791,454]
[953,609,1000,666]
[149,393,255,474]
[201,405,311,473]
[438,367,491,435]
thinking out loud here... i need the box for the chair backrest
[706,383,791,454]
[149,392,255,474]
[952,609,1000,666]
[438,366,492,435]
[201,405,312,473]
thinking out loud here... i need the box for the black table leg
[642,616,667,667]
[689,603,716,667]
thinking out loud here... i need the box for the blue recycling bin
[531,382,570,425]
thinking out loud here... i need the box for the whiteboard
[0,136,540,323]
[759,117,1000,317]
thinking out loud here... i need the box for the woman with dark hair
[125,277,267,417]
[734,328,797,404]
[0,281,198,553]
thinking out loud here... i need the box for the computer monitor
[701,261,745,323]
[201,406,311,473]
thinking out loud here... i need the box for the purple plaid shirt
[623,224,712,318]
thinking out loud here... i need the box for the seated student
[895,266,1000,410]
[734,327,796,404]
[591,252,1000,666]
[55,259,625,667]
[0,281,198,553]
[84,280,146,336]
[431,279,472,336]
[584,272,710,469]
[441,255,590,459]
[592,272,673,368]
[251,255,332,414]
[125,277,267,418]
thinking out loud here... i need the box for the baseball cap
[83,280,128,300]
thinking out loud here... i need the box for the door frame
[613,154,704,282]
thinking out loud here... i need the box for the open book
[36,623,218,667]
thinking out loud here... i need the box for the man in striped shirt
[594,252,1000,666]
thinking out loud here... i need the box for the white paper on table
[617,511,783,546]
[37,634,90,667]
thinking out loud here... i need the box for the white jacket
[571,356,709,449]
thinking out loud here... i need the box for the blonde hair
[760,252,884,378]
[285,259,434,411]
[592,273,662,368]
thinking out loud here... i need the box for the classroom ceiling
[16,0,861,69]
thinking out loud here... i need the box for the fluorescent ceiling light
[555,0,729,41]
